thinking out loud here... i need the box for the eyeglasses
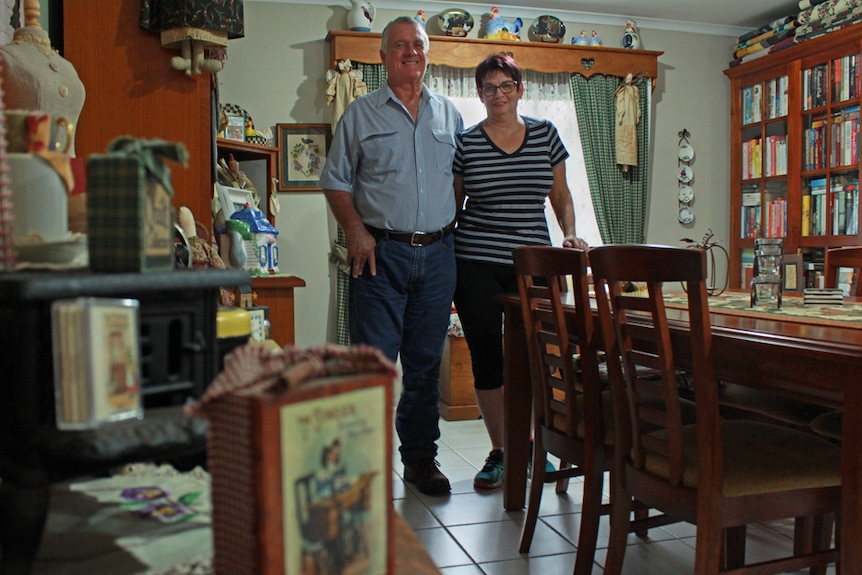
[480,81,519,97]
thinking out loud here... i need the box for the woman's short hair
[475,52,523,92]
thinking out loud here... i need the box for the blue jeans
[349,233,456,465]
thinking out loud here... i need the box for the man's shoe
[404,459,451,496]
[474,449,504,490]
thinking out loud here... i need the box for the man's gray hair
[380,16,429,54]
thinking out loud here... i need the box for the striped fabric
[572,74,650,244]
[453,117,568,266]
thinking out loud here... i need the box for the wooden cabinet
[251,274,306,346]
[61,0,213,228]
[725,25,862,290]
[216,138,279,224]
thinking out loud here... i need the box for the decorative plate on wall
[529,15,565,43]
[438,9,474,37]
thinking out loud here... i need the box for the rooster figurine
[620,19,641,49]
[414,10,426,28]
[572,29,589,45]
[485,6,522,41]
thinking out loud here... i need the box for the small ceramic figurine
[485,6,522,41]
[572,29,589,45]
[589,30,602,46]
[620,19,641,49]
[414,10,426,28]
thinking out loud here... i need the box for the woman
[453,53,588,490]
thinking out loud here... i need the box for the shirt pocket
[432,129,456,174]
[359,131,402,176]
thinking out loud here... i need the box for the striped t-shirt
[453,116,569,266]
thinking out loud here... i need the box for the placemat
[663,291,862,329]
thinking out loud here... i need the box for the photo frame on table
[277,123,331,192]
[223,113,246,143]
[783,253,802,291]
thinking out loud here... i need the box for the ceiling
[271,0,804,36]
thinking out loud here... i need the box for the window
[428,66,602,247]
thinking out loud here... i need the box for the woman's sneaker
[528,441,556,476]
[474,449,505,490]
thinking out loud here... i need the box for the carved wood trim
[326,30,662,79]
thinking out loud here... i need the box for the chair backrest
[590,245,715,487]
[824,245,862,296]
[512,246,602,443]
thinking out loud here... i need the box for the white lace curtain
[427,65,602,247]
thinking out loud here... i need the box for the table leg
[502,306,531,511]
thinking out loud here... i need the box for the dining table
[497,289,862,572]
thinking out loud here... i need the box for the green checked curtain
[571,74,651,244]
[332,63,387,346]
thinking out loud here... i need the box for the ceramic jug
[347,0,375,32]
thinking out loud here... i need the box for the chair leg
[722,525,746,570]
[572,464,604,575]
[556,460,571,493]
[519,443,549,553]
[795,514,834,575]
[632,499,649,538]
[603,482,633,575]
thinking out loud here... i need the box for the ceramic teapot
[347,0,375,32]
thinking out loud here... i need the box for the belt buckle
[410,231,426,247]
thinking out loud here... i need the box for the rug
[663,290,862,329]
[34,463,214,575]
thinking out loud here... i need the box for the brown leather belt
[365,221,455,247]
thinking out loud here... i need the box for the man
[319,16,463,496]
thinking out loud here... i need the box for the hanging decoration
[325,59,367,133]
[677,128,696,225]
[139,0,245,77]
[615,73,640,171]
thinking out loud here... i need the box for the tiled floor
[397,417,837,575]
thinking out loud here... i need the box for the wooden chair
[591,244,842,575]
[807,246,862,443]
[513,246,671,575]
[825,245,862,296]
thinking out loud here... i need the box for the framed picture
[224,113,246,142]
[783,253,802,291]
[277,123,331,191]
[51,297,143,430]
[215,183,256,219]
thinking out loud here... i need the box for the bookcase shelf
[725,24,862,290]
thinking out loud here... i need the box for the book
[51,298,143,430]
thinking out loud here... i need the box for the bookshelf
[725,24,862,290]
[216,138,279,225]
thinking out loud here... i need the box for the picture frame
[51,297,143,430]
[277,123,331,191]
[224,113,246,143]
[783,253,802,291]
[215,182,256,219]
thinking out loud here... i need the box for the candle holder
[751,238,783,308]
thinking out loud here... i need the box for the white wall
[218,2,737,345]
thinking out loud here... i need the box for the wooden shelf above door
[326,30,662,79]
